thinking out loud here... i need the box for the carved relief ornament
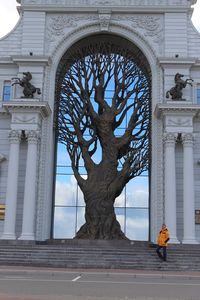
[99,12,111,31]
[46,15,98,42]
[163,132,177,146]
[112,15,163,43]
[13,115,36,124]
[166,117,192,127]
[8,130,22,144]
[46,13,162,46]
[26,130,40,144]
[182,133,194,146]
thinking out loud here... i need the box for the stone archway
[52,33,152,240]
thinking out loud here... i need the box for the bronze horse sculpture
[12,72,41,98]
[166,73,193,100]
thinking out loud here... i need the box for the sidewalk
[0,265,200,278]
[0,296,193,300]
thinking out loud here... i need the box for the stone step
[0,240,199,271]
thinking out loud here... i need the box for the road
[0,267,199,300]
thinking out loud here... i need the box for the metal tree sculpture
[56,36,151,240]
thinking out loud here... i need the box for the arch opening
[53,34,151,240]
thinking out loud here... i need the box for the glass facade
[197,88,200,104]
[53,35,150,241]
[2,82,11,101]
[53,143,149,240]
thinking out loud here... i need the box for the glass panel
[115,207,125,233]
[55,175,77,206]
[126,176,149,208]
[3,84,11,101]
[56,143,71,166]
[53,207,76,238]
[125,208,148,241]
[197,88,200,104]
[56,165,73,175]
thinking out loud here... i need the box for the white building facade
[0,0,200,243]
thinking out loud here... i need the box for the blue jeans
[156,245,167,261]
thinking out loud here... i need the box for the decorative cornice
[3,100,52,118]
[17,0,194,11]
[155,102,200,118]
[11,55,52,66]
[158,57,197,67]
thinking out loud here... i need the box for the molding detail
[182,133,194,145]
[3,101,52,119]
[155,103,200,118]
[112,15,163,43]
[8,130,22,144]
[166,117,192,127]
[99,12,111,31]
[163,132,177,146]
[46,15,98,42]
[26,130,40,144]
[17,0,194,7]
[13,115,36,124]
[51,21,157,67]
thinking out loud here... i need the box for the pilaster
[1,130,21,240]
[182,133,198,244]
[163,132,179,243]
[19,130,40,240]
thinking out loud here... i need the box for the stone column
[19,131,40,240]
[1,130,21,240]
[182,133,198,244]
[164,133,179,243]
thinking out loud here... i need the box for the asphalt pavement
[0,266,199,300]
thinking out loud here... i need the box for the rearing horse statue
[12,72,41,98]
[166,73,193,100]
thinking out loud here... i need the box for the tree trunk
[75,164,128,240]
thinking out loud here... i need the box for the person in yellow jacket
[156,224,170,262]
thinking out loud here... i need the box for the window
[197,88,200,104]
[53,145,149,240]
[2,81,11,101]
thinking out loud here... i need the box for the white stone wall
[164,13,188,57]
[188,20,200,58]
[0,19,22,57]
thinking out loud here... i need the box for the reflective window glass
[3,82,11,101]
[197,88,200,104]
[125,208,149,241]
[53,207,76,238]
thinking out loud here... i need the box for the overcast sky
[0,0,200,38]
